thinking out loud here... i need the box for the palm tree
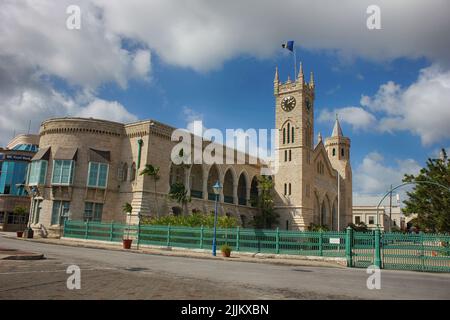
[140,164,160,217]
[122,202,133,240]
[168,182,191,215]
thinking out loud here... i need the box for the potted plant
[122,202,133,249]
[14,206,28,238]
[220,244,232,257]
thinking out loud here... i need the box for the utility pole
[337,170,340,231]
[389,184,392,232]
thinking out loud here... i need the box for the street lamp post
[212,181,222,256]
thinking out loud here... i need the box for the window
[52,160,74,185]
[332,148,336,156]
[368,216,375,225]
[341,148,344,157]
[27,160,48,186]
[287,123,291,143]
[130,163,136,182]
[355,216,361,224]
[32,199,43,224]
[289,150,292,161]
[291,127,295,143]
[122,163,128,182]
[51,201,70,225]
[84,202,103,222]
[284,183,287,195]
[283,128,286,144]
[288,183,291,195]
[87,162,109,188]
[284,150,287,162]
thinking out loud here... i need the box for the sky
[1,0,449,204]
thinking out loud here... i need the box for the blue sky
[96,49,441,191]
[1,0,449,202]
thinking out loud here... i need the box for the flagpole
[293,49,297,80]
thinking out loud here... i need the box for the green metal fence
[63,221,450,272]
[381,232,450,272]
[63,220,346,257]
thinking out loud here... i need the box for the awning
[53,147,78,160]
[31,147,51,161]
[88,148,111,163]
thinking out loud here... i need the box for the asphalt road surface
[0,236,449,300]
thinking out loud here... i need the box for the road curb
[1,234,346,268]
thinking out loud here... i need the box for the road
[0,236,449,300]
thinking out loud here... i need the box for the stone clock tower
[273,64,316,230]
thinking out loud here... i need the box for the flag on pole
[281,40,294,52]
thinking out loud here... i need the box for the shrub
[141,212,238,228]
[220,244,232,255]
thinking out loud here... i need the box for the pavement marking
[0,267,116,275]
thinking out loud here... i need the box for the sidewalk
[1,232,347,268]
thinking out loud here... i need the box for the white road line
[0,267,116,275]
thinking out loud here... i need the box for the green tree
[168,182,191,215]
[253,175,279,229]
[140,164,160,217]
[13,206,28,231]
[402,149,450,233]
[122,202,133,239]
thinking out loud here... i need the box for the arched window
[287,123,290,143]
[283,128,286,144]
[122,163,128,182]
[130,162,136,182]
[341,148,344,157]
[332,148,336,156]
[291,127,295,143]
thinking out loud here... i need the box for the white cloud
[361,65,450,145]
[0,85,137,145]
[75,99,138,123]
[2,0,450,148]
[318,106,376,131]
[94,0,450,71]
[354,151,421,197]
[320,65,450,145]
[0,0,151,89]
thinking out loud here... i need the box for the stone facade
[27,118,263,237]
[273,65,352,230]
[26,64,352,236]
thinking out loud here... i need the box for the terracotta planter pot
[123,239,133,249]
[16,231,24,238]
[222,251,231,258]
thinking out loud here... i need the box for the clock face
[281,96,296,112]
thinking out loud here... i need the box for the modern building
[0,134,39,231]
[25,64,352,237]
